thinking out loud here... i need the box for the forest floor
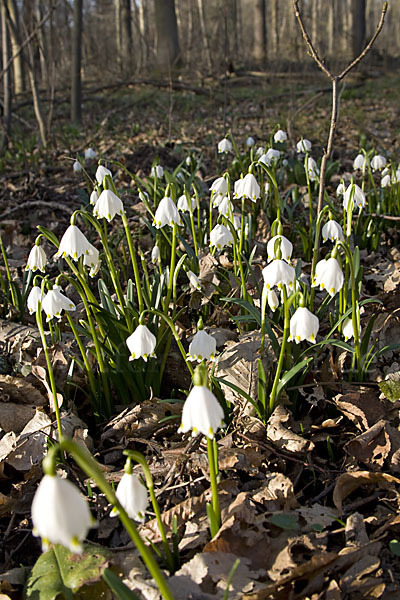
[1,69,400,600]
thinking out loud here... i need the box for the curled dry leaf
[266,405,314,453]
[333,471,400,514]
[344,419,391,467]
[332,385,390,431]
[0,410,52,471]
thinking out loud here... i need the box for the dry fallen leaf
[266,405,314,453]
[333,471,400,514]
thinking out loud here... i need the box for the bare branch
[338,2,389,81]
[292,0,333,81]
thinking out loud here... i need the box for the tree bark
[197,0,212,72]
[253,0,266,64]
[6,0,25,94]
[121,0,132,74]
[1,1,11,145]
[71,0,83,124]
[154,0,180,69]
[351,0,366,57]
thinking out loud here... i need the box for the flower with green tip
[289,307,319,344]
[179,385,224,439]
[188,329,216,362]
[42,286,76,321]
[126,324,156,361]
[26,245,47,273]
[93,189,125,222]
[55,225,92,261]
[111,472,148,523]
[210,223,233,251]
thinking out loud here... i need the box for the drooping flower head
[306,156,319,181]
[322,220,344,243]
[218,138,232,154]
[209,223,233,251]
[42,286,76,321]
[353,153,367,172]
[27,286,42,315]
[151,165,164,178]
[371,154,386,171]
[93,189,125,222]
[274,130,287,143]
[126,324,156,361]
[267,235,293,263]
[55,225,92,261]
[262,259,295,290]
[153,196,182,229]
[296,139,312,153]
[234,173,260,202]
[259,148,280,167]
[313,257,344,297]
[84,148,97,160]
[188,329,216,362]
[83,244,100,277]
[343,183,366,212]
[111,469,148,523]
[246,136,255,147]
[26,244,47,273]
[32,474,94,553]
[289,307,319,344]
[177,194,196,213]
[95,165,112,185]
[186,270,201,290]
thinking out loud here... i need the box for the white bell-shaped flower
[153,196,182,229]
[246,136,255,147]
[267,235,293,263]
[84,148,97,160]
[233,178,245,199]
[218,138,232,154]
[151,165,164,178]
[177,194,196,212]
[187,270,201,290]
[179,385,224,439]
[289,307,319,344]
[209,223,233,250]
[42,286,76,321]
[232,215,241,231]
[210,177,228,199]
[392,169,400,184]
[306,156,319,181]
[26,245,47,272]
[73,160,82,173]
[274,130,287,143]
[296,139,312,153]
[381,174,391,188]
[94,189,125,222]
[259,148,280,167]
[313,257,344,297]
[31,474,94,553]
[151,245,160,264]
[188,330,216,362]
[343,183,366,212]
[262,259,295,290]
[353,153,367,171]
[111,472,148,523]
[342,316,361,341]
[95,165,112,185]
[217,196,233,217]
[90,190,99,206]
[371,154,386,171]
[27,286,42,315]
[56,225,92,261]
[126,324,156,361]
[336,182,346,197]
[240,173,260,202]
[83,244,100,277]
[322,220,344,243]
[267,289,279,312]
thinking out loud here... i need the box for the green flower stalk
[41,439,175,600]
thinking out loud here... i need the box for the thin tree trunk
[311,0,318,48]
[271,0,279,57]
[34,0,46,84]
[139,0,150,69]
[1,1,11,145]
[197,0,212,71]
[115,0,122,71]
[121,0,132,74]
[154,0,180,69]
[7,0,24,94]
[351,0,366,56]
[327,0,334,57]
[71,0,83,124]
[253,0,266,64]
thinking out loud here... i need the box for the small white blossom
[322,220,344,243]
[179,385,224,439]
[187,270,201,290]
[27,286,42,315]
[111,473,148,523]
[210,177,228,199]
[306,156,319,181]
[353,153,367,172]
[84,148,97,160]
[371,154,386,171]
[259,148,280,167]
[267,235,293,263]
[267,289,279,312]
[32,474,94,554]
[90,190,99,206]
[381,174,391,188]
[262,259,295,290]
[177,194,196,212]
[126,324,156,361]
[153,196,182,228]
[188,330,216,361]
[343,183,366,211]
[289,307,319,343]
[93,190,125,222]
[95,165,112,185]
[83,244,100,277]
[246,136,255,147]
[151,245,160,264]
[217,195,233,217]
[336,182,346,197]
[73,160,82,173]
[26,245,47,272]
[218,138,232,153]
[42,286,76,321]
[296,139,312,153]
[234,173,260,202]
[274,130,287,143]
[342,316,360,341]
[56,225,92,261]
[313,257,344,297]
[210,224,233,250]
[151,165,164,178]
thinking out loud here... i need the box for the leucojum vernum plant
[19,2,400,598]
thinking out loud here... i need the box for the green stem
[124,451,175,572]
[268,287,290,414]
[0,232,18,308]
[207,437,221,536]
[65,313,98,402]
[122,214,144,315]
[45,440,174,600]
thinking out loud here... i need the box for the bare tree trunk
[1,1,11,146]
[197,0,212,72]
[138,0,150,69]
[351,0,366,56]
[270,0,279,57]
[34,0,46,84]
[71,0,83,124]
[154,0,180,69]
[115,0,122,71]
[327,0,335,57]
[7,0,25,94]
[121,0,132,74]
[311,0,318,48]
[253,0,266,64]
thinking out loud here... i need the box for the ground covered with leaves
[1,71,400,600]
